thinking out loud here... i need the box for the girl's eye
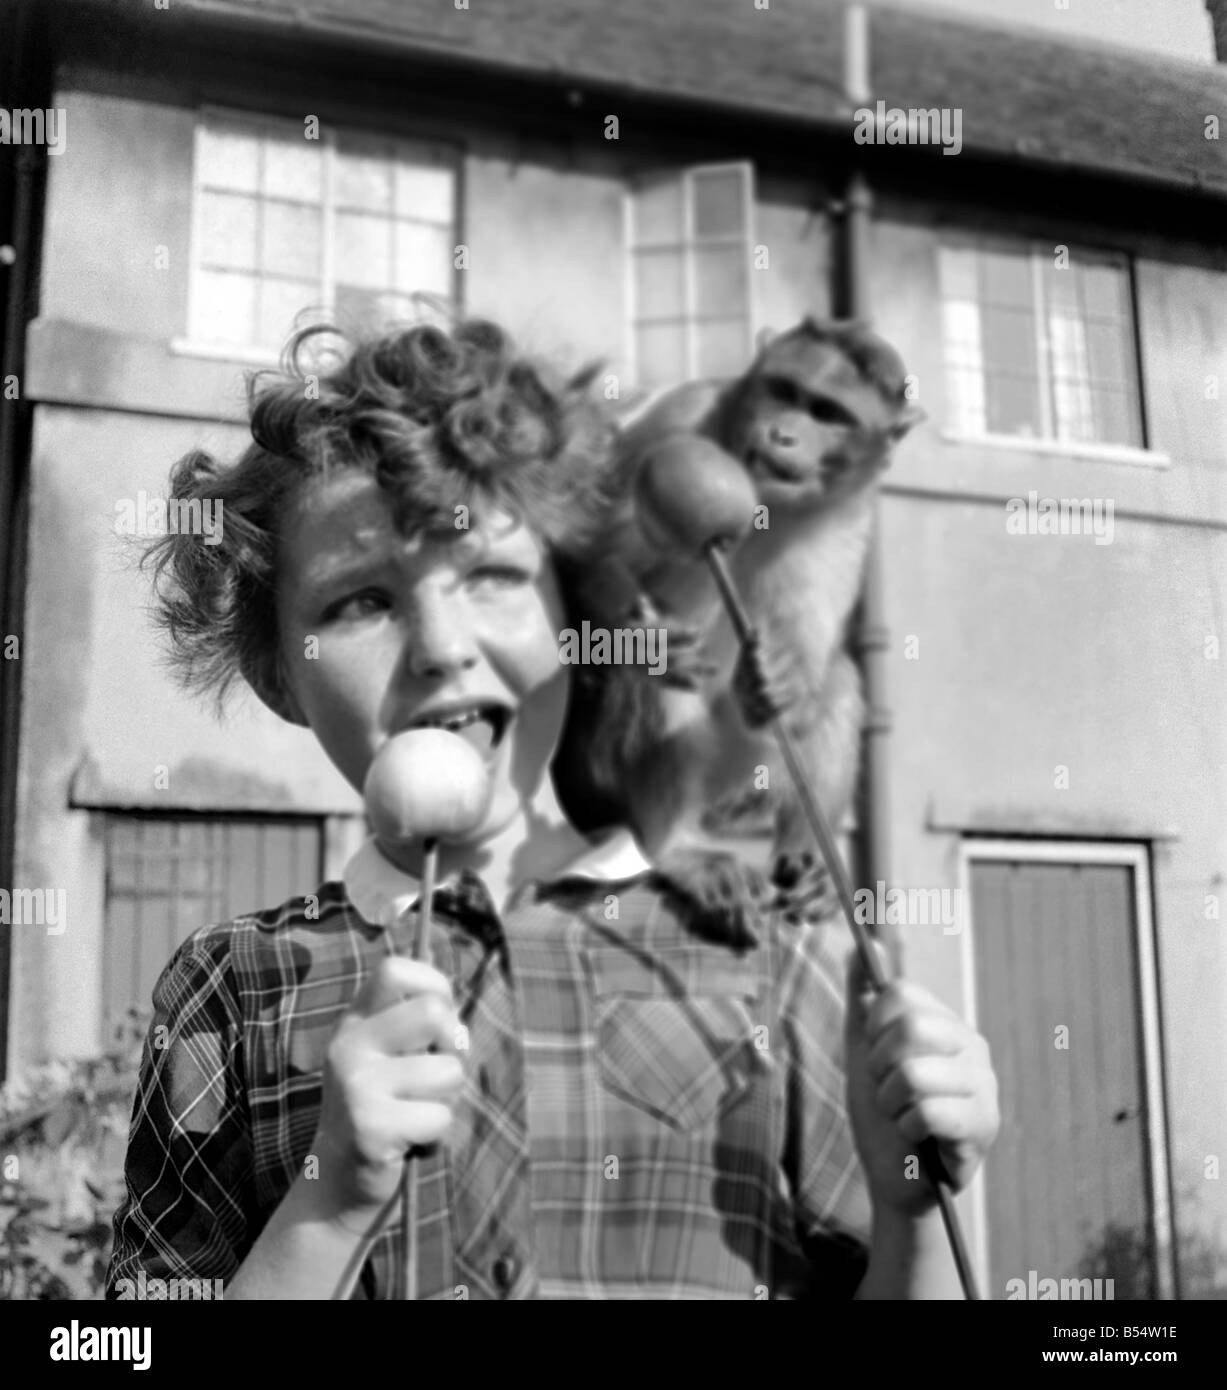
[323,590,390,622]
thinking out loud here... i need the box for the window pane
[197,125,259,192]
[694,245,748,317]
[261,200,322,279]
[985,372,1042,436]
[946,366,987,435]
[1081,262,1126,318]
[198,190,258,271]
[691,169,744,238]
[696,319,751,377]
[634,178,682,243]
[1049,313,1090,388]
[374,292,419,329]
[336,210,392,288]
[1053,376,1095,442]
[263,137,323,203]
[943,300,983,369]
[634,249,685,318]
[637,321,687,384]
[258,278,321,351]
[195,269,257,344]
[1085,319,1130,384]
[1092,388,1140,447]
[395,163,454,223]
[335,147,393,211]
[980,250,1032,306]
[938,245,978,301]
[394,222,453,297]
[335,284,408,335]
[981,305,1038,377]
[1044,263,1080,313]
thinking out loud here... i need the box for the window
[939,238,1143,449]
[628,163,756,386]
[102,814,322,1032]
[186,111,458,358]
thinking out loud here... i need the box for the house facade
[2,0,1225,1297]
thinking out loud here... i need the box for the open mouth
[746,446,811,485]
[408,701,512,758]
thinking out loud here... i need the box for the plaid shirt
[107,836,871,1300]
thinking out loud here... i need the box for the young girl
[107,318,997,1299]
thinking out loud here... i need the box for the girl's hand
[309,957,464,1228]
[844,946,1000,1218]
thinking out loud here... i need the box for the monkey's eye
[764,375,801,407]
[807,396,860,428]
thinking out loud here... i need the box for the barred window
[186,111,458,358]
[628,162,756,386]
[939,237,1143,449]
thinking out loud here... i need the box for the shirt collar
[343,826,653,931]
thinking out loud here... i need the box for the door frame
[957,838,1175,1299]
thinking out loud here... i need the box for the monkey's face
[723,326,923,510]
[730,374,883,509]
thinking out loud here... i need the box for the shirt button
[491,1252,518,1293]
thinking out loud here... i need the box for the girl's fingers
[892,1096,978,1148]
[362,991,461,1056]
[374,1051,465,1104]
[875,1053,979,1119]
[373,1099,457,1154]
[867,1009,970,1081]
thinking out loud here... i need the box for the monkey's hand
[656,846,768,950]
[733,632,804,728]
[626,590,718,690]
[772,850,840,925]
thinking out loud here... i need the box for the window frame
[937,233,1169,468]
[174,105,460,366]
[624,160,758,387]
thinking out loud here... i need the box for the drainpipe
[0,0,52,1080]
[838,5,894,905]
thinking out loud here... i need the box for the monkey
[554,318,924,945]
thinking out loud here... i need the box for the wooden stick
[400,837,438,1302]
[703,540,981,1301]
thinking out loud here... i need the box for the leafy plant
[0,1010,147,1300]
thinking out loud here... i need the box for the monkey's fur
[555,318,923,944]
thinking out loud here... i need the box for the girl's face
[274,468,570,847]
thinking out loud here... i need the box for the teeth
[415,706,496,733]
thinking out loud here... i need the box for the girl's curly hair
[142,317,619,716]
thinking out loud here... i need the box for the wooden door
[968,849,1165,1299]
[103,813,322,1039]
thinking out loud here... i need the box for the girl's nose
[405,590,478,681]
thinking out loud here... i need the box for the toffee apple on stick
[632,440,981,1301]
[361,728,493,1300]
